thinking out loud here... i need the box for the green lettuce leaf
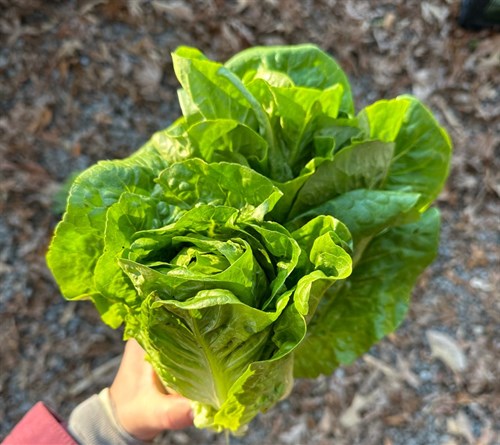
[156,159,282,221]
[48,154,354,432]
[46,143,168,325]
[287,189,422,244]
[170,45,357,218]
[172,46,275,150]
[358,96,452,210]
[225,44,354,115]
[138,289,302,433]
[293,208,441,377]
[288,140,395,218]
[93,193,166,326]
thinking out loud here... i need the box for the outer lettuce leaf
[358,96,452,210]
[150,117,195,163]
[293,208,441,377]
[288,140,395,218]
[138,289,302,433]
[289,95,451,219]
[206,303,305,432]
[46,143,168,323]
[288,189,422,244]
[139,289,291,409]
[93,193,166,326]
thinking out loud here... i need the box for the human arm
[1,340,193,445]
[68,339,194,444]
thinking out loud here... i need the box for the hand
[109,339,193,441]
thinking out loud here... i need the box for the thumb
[154,395,194,430]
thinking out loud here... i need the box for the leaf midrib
[190,314,229,409]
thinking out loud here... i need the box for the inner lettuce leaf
[47,44,452,434]
[153,46,450,224]
[224,43,354,115]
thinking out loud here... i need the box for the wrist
[68,390,145,445]
[106,386,157,442]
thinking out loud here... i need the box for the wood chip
[152,0,193,21]
[447,411,475,444]
[68,356,121,396]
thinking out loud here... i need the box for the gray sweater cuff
[68,388,146,445]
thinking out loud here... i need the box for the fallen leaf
[421,2,449,25]
[426,330,468,373]
[340,390,380,428]
[383,12,396,30]
[383,413,408,426]
[318,408,334,433]
[364,354,421,389]
[447,411,475,444]
[279,419,308,444]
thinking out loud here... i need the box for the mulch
[1,1,499,444]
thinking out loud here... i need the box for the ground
[0,1,499,444]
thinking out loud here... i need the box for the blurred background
[0,1,498,444]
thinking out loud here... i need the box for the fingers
[114,339,194,436]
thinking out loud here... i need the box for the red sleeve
[1,402,78,445]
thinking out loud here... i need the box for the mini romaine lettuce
[47,158,352,432]
[47,44,451,434]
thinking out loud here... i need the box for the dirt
[0,1,499,444]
